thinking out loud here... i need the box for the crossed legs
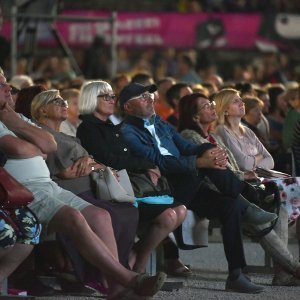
[131,205,187,273]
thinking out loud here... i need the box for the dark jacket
[121,115,212,174]
[77,114,155,172]
[121,115,244,206]
[120,115,214,205]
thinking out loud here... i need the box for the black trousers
[190,186,247,272]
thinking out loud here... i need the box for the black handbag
[241,181,281,238]
[128,172,171,198]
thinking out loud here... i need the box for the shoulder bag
[90,167,135,203]
[128,172,171,198]
[0,167,33,210]
[0,167,40,239]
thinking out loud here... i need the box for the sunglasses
[48,98,69,108]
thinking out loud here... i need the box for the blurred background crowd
[0,0,300,175]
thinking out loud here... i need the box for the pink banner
[1,11,298,50]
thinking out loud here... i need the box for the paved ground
[3,228,299,300]
[31,226,300,300]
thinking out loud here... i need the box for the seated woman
[59,88,81,136]
[213,89,274,172]
[266,85,287,145]
[282,82,300,151]
[209,89,300,285]
[76,80,187,274]
[14,85,47,119]
[30,90,140,287]
[242,96,268,147]
[266,85,287,169]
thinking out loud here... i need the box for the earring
[193,115,199,122]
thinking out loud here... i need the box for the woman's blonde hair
[243,96,264,114]
[79,80,112,115]
[31,89,60,120]
[213,88,245,132]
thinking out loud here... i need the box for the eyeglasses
[129,92,152,102]
[48,98,69,108]
[198,101,216,111]
[97,94,116,102]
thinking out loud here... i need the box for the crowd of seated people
[177,92,300,286]
[0,67,167,299]
[2,55,300,298]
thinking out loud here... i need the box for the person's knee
[83,205,111,223]
[174,205,187,223]
[53,206,87,235]
[155,208,178,229]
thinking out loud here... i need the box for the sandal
[133,272,166,297]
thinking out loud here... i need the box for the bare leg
[132,205,186,273]
[48,206,167,298]
[48,206,137,288]
[0,244,34,286]
[81,205,119,260]
[80,205,121,294]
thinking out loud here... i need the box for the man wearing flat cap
[119,82,272,294]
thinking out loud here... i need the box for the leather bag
[0,167,33,211]
[90,167,135,203]
[128,172,171,198]
[0,167,40,239]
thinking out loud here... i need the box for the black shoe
[225,274,264,294]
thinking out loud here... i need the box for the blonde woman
[213,88,274,172]
[213,88,300,286]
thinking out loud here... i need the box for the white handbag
[90,167,135,203]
